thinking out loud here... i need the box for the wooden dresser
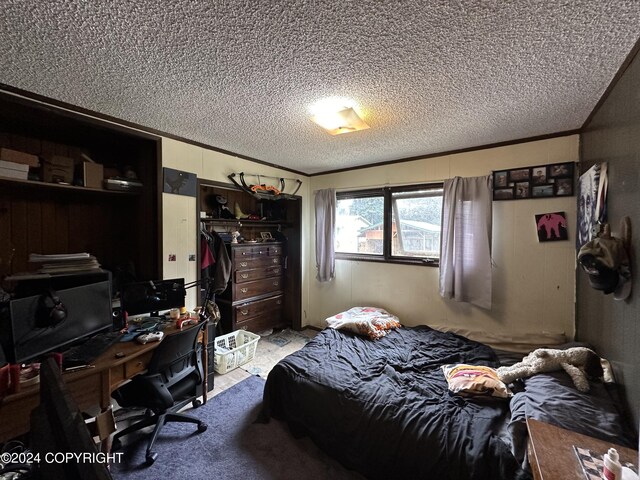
[217,242,287,333]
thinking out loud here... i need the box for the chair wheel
[197,422,208,433]
[192,399,202,408]
[111,438,122,450]
[145,452,158,466]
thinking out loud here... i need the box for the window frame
[335,182,443,267]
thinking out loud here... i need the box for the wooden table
[0,323,207,444]
[527,417,638,479]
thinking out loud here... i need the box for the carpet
[111,375,362,480]
[239,328,316,378]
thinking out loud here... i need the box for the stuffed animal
[496,347,612,392]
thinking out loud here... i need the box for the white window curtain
[315,188,336,282]
[439,175,492,309]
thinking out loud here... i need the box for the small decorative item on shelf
[231,231,241,244]
[260,231,273,241]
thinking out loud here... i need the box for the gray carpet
[111,375,362,480]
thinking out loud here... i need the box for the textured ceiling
[2,1,640,175]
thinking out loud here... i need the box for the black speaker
[112,306,125,331]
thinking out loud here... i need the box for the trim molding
[308,130,580,177]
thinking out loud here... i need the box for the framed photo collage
[492,162,575,201]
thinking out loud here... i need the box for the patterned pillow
[441,364,512,399]
[325,307,401,340]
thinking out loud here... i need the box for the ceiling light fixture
[310,100,370,135]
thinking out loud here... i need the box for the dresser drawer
[233,245,268,259]
[233,276,283,301]
[232,243,283,260]
[235,265,282,283]
[235,309,285,333]
[235,255,281,270]
[234,295,283,322]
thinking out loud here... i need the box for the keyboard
[62,331,123,369]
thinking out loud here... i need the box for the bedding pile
[324,306,401,339]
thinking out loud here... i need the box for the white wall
[307,135,579,338]
[161,137,311,314]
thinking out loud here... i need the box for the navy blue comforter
[263,326,529,480]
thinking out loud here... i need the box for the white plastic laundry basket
[213,330,260,374]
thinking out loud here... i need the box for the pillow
[441,363,512,399]
[325,307,401,340]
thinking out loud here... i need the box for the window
[335,184,443,265]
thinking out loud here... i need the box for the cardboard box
[0,160,29,180]
[0,148,39,168]
[41,155,74,184]
[82,162,104,189]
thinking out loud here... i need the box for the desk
[0,323,207,444]
[527,417,638,479]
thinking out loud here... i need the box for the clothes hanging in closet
[200,230,232,301]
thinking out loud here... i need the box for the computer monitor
[120,278,185,317]
[0,273,113,364]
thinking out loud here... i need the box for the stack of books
[29,253,102,274]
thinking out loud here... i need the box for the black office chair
[111,321,208,465]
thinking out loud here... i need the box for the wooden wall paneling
[21,135,40,156]
[10,197,28,274]
[26,197,43,263]
[0,196,13,277]
[0,132,10,148]
[67,200,91,255]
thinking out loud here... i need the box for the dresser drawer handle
[240,262,248,267]
[240,273,249,279]
[272,258,278,264]
[273,269,280,274]
[259,251,264,254]
[276,300,282,305]
[273,281,279,287]
[240,309,249,316]
[241,287,248,293]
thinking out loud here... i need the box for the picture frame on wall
[494,171,508,187]
[508,168,530,182]
[532,184,554,197]
[494,188,514,200]
[535,211,569,242]
[515,182,529,199]
[492,162,575,201]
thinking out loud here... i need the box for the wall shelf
[0,176,141,195]
[201,218,289,228]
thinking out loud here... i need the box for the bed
[262,325,636,480]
